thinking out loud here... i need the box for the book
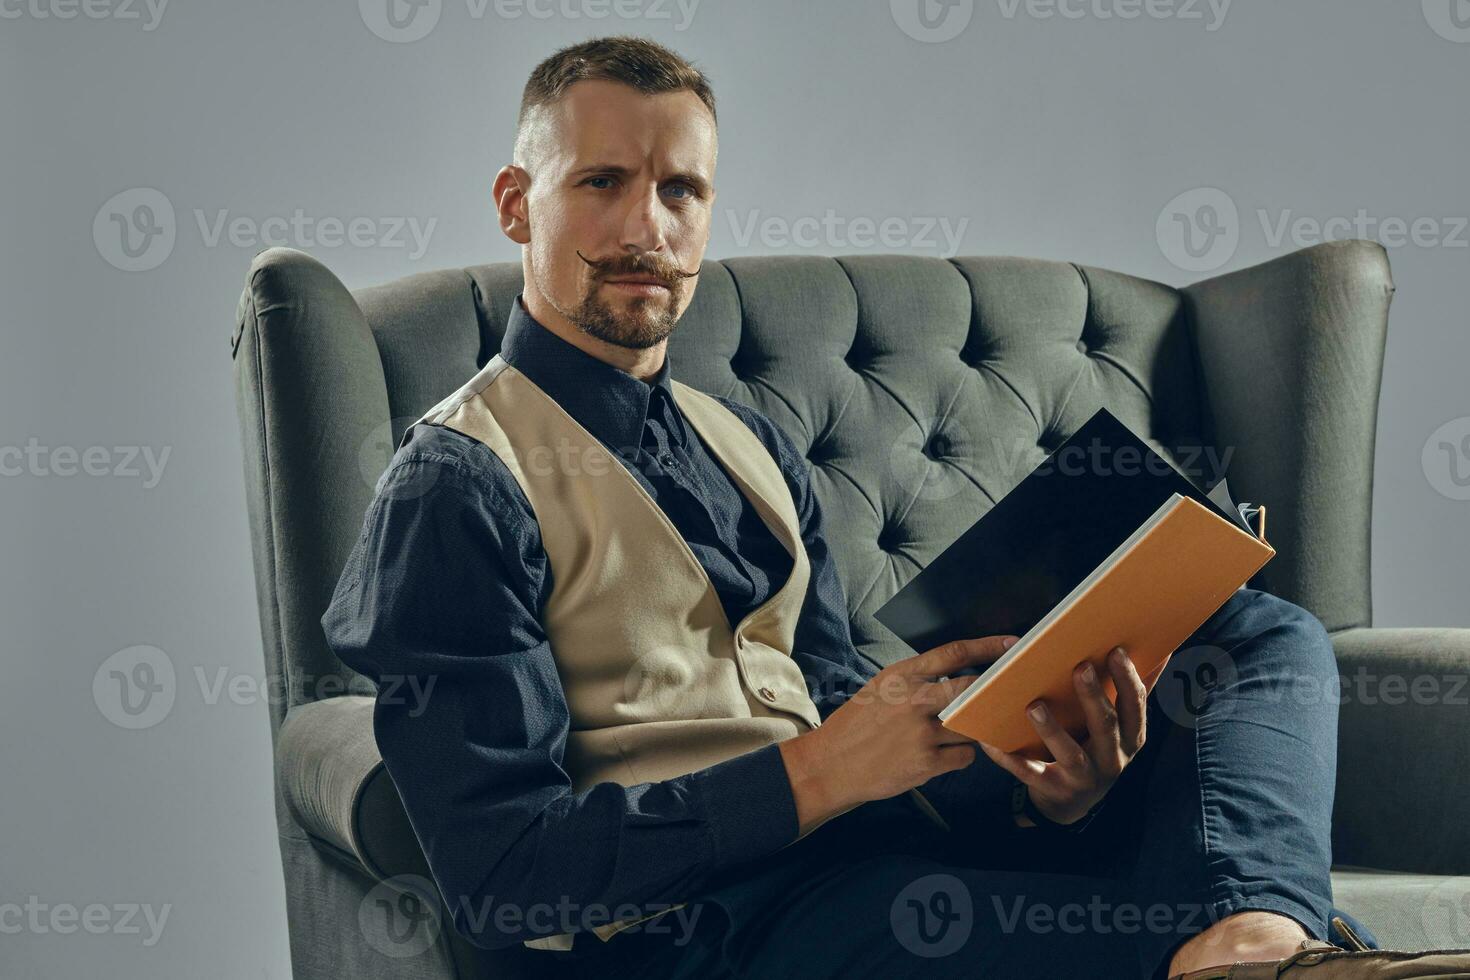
[873,407,1275,759]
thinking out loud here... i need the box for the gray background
[3,1,1466,976]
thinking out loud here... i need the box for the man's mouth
[602,276,671,295]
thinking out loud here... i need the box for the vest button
[758,686,777,702]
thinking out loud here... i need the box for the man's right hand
[777,634,1018,836]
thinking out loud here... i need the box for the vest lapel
[668,381,808,636]
[484,357,807,638]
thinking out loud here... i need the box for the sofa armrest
[276,696,430,881]
[1183,240,1394,633]
[1331,626,1470,874]
[233,247,392,733]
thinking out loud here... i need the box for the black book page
[873,407,1244,656]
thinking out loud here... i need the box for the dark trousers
[551,587,1342,979]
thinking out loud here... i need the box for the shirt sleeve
[320,427,800,950]
[722,400,1014,830]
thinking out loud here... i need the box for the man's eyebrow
[568,163,712,195]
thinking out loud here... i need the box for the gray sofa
[231,240,1470,979]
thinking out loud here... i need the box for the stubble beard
[569,279,682,351]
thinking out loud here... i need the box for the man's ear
[493,165,531,245]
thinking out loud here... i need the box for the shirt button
[659,452,676,468]
[758,686,777,703]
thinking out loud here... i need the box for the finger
[904,635,1018,679]
[1108,647,1148,755]
[921,673,980,710]
[928,714,982,747]
[977,741,1047,786]
[1073,660,1124,776]
[933,743,977,774]
[1026,700,1093,777]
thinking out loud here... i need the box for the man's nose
[618,183,669,255]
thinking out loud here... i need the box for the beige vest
[402,354,945,950]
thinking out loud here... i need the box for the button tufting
[1075,338,1088,354]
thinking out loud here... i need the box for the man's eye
[586,176,615,189]
[664,183,696,201]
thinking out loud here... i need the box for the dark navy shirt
[321,295,998,950]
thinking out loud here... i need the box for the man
[321,36,1458,979]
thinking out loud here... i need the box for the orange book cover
[937,493,1274,759]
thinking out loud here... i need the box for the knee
[1227,590,1340,695]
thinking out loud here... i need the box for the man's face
[506,79,716,350]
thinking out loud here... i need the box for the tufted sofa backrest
[354,254,1207,667]
[234,243,1392,733]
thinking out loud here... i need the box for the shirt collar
[500,294,683,456]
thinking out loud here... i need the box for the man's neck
[519,292,667,383]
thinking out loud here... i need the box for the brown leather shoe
[1168,938,1470,979]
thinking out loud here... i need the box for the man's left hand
[978,645,1148,826]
